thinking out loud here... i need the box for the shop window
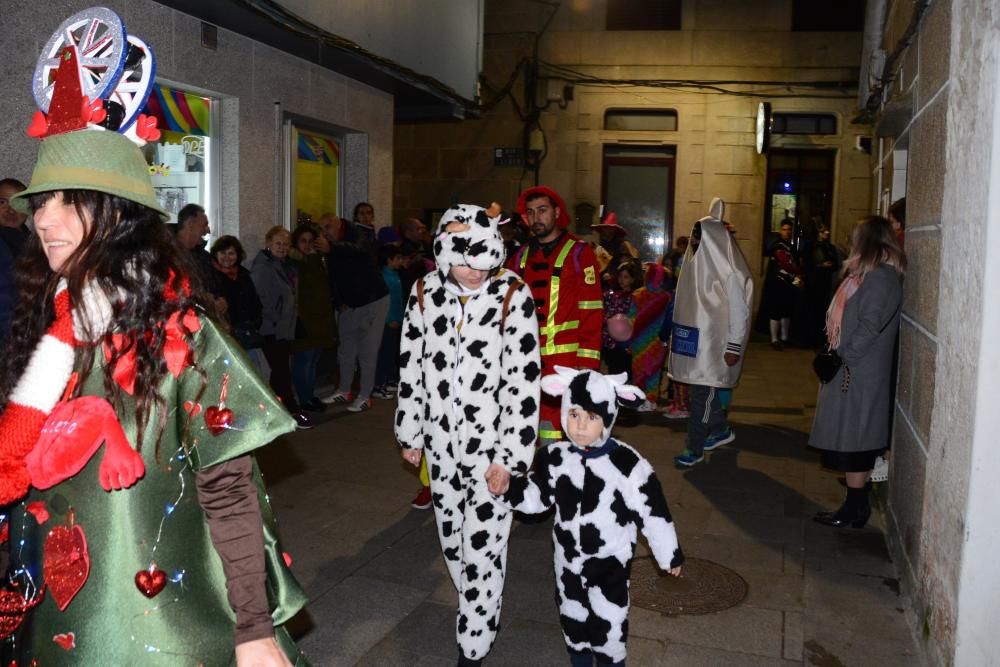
[792,0,865,32]
[140,85,217,225]
[771,113,838,136]
[607,0,681,30]
[289,126,340,225]
[604,109,678,132]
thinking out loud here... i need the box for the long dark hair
[843,215,906,279]
[0,190,213,458]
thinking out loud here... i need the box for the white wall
[276,0,484,101]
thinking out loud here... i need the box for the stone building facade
[0,0,477,257]
[868,0,1000,664]
[395,0,871,287]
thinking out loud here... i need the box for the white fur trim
[9,335,76,412]
[73,280,118,342]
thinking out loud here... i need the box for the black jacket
[326,221,388,308]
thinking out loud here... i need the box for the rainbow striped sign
[298,131,340,165]
[143,85,211,137]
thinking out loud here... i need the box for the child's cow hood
[541,366,645,446]
[433,204,506,280]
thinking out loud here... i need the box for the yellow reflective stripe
[548,276,560,336]
[539,429,563,440]
[577,348,601,360]
[541,240,577,354]
[541,343,580,356]
[539,320,580,336]
[553,239,575,270]
[577,300,602,309]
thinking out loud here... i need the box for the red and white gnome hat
[0,282,78,504]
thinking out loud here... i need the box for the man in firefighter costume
[509,186,603,445]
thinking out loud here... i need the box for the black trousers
[261,336,299,412]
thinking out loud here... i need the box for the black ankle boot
[814,503,870,528]
[814,487,870,528]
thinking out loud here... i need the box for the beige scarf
[825,275,861,349]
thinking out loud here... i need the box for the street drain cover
[630,556,747,615]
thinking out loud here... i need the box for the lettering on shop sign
[182,135,205,157]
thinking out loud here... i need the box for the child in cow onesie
[497,367,684,666]
[395,204,541,666]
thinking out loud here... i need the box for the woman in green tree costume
[0,120,307,665]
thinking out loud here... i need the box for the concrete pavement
[257,342,922,666]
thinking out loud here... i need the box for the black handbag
[813,347,843,384]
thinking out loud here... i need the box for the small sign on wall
[494,147,524,167]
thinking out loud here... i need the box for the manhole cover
[630,556,748,615]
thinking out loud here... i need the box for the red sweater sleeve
[575,243,604,369]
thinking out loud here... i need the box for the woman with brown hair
[209,234,264,350]
[0,130,306,664]
[810,215,906,528]
[289,223,335,412]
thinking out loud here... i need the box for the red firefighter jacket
[508,232,604,374]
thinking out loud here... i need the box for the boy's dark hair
[379,244,402,265]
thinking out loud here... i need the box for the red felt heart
[43,524,90,611]
[184,400,202,417]
[26,111,48,138]
[134,567,167,598]
[26,501,49,525]
[204,406,233,436]
[135,114,161,143]
[52,631,75,650]
[0,590,42,640]
[83,98,106,125]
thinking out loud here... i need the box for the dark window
[604,109,678,131]
[771,113,838,135]
[792,0,866,32]
[607,0,682,30]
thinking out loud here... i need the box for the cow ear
[614,382,646,407]
[542,366,578,397]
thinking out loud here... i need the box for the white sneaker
[321,390,352,405]
[636,400,657,413]
[870,456,889,483]
[346,397,372,413]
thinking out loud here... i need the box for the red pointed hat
[516,186,571,229]
[591,211,627,238]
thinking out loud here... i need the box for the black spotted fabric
[395,268,541,659]
[500,438,683,663]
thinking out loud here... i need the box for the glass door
[601,145,676,262]
[285,121,341,227]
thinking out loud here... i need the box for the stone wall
[877,0,1000,664]
[0,0,394,258]
[394,0,870,286]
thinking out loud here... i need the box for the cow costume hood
[541,366,645,446]
[432,204,507,281]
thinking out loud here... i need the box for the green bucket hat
[11,130,168,219]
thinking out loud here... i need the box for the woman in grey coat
[809,216,905,528]
[251,225,312,429]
